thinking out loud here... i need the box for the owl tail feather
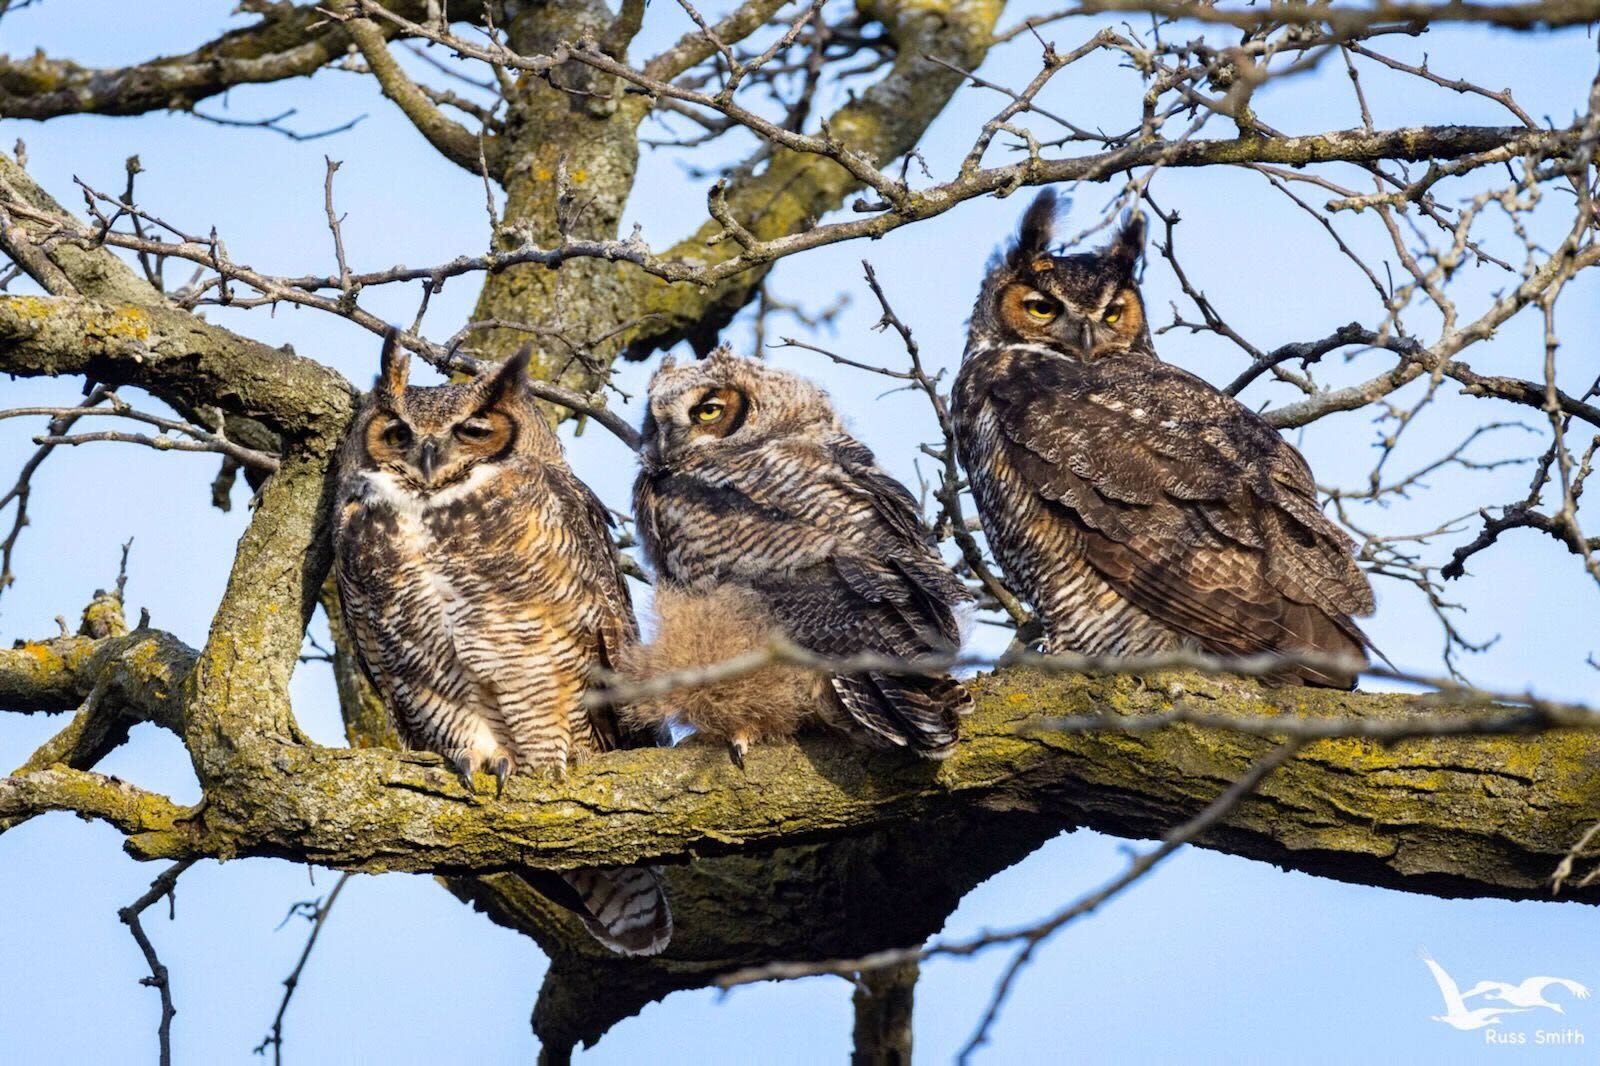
[1273,603,1375,690]
[830,672,969,758]
[519,866,672,957]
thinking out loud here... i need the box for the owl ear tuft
[376,327,410,403]
[1012,188,1063,263]
[1107,211,1146,277]
[704,343,736,363]
[484,342,534,404]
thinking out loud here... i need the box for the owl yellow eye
[1023,296,1059,321]
[691,401,725,425]
[1104,308,1121,324]
[381,420,412,448]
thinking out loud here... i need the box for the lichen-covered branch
[1,3,1596,1055]
[6,669,1593,905]
[0,627,194,733]
[0,765,188,840]
[0,292,353,440]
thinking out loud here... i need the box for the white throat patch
[355,465,497,522]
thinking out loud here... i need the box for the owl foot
[447,746,517,795]
[517,752,571,781]
[727,736,749,770]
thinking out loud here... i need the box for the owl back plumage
[631,347,973,758]
[332,332,670,955]
[954,191,1375,686]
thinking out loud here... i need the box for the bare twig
[118,860,197,1066]
[2,398,281,472]
[254,873,353,1064]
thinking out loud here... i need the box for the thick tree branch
[0,293,353,440]
[626,0,1001,356]
[645,0,799,81]
[0,2,460,122]
[6,670,1591,906]
[1,627,193,732]
[0,766,188,840]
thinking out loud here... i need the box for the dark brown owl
[952,190,1376,686]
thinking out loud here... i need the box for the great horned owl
[953,190,1376,686]
[332,331,670,955]
[627,346,972,763]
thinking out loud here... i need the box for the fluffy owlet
[332,332,671,955]
[625,347,973,763]
[953,191,1376,686]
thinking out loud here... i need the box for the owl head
[968,189,1152,361]
[640,345,841,468]
[349,330,538,492]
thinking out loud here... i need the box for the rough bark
[16,616,1595,1050]
[455,811,1058,1057]
[7,640,1596,902]
[853,961,919,1066]
[464,0,1004,390]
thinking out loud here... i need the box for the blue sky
[2,3,1598,1062]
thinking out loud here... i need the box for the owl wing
[754,553,971,755]
[638,437,972,754]
[981,349,1374,684]
[827,437,977,638]
[547,466,643,753]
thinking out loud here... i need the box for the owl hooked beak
[418,438,440,483]
[1049,314,1096,361]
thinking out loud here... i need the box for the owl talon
[449,752,479,793]
[728,738,747,770]
[493,757,511,798]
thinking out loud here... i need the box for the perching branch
[5,659,1597,904]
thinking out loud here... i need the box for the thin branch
[118,860,198,1066]
[254,873,353,1065]
[1551,821,1600,896]
[861,263,1030,626]
[0,386,109,602]
[190,107,367,142]
[954,740,1307,1063]
[715,739,1308,1051]
[1,399,282,472]
[344,9,502,177]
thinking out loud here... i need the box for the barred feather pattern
[333,345,669,956]
[953,343,1376,687]
[634,349,973,757]
[955,191,1375,687]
